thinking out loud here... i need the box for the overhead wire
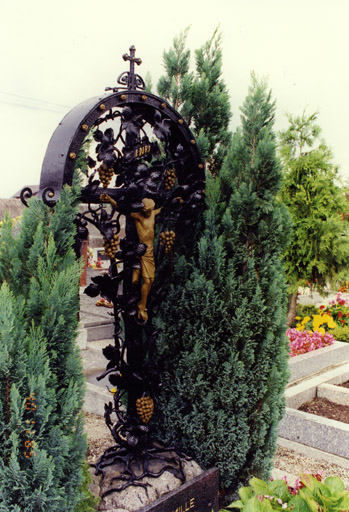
[0,90,71,112]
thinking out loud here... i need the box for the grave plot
[279,344,349,462]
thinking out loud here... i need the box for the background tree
[0,180,88,512]
[279,110,349,325]
[144,71,153,94]
[153,74,291,503]
[158,26,231,173]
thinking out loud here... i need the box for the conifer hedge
[153,74,291,499]
[0,182,87,511]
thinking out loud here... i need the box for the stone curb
[85,321,114,342]
[279,362,349,460]
[289,341,349,382]
[285,363,349,409]
[278,408,349,459]
[318,383,349,406]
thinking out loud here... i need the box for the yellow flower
[318,313,337,329]
[312,314,325,330]
[314,326,326,335]
[322,314,332,323]
[296,323,304,331]
[295,316,301,320]
[301,316,311,324]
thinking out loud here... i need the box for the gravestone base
[90,457,219,512]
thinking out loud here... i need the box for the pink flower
[287,328,334,357]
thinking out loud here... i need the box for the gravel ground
[84,412,349,488]
[274,445,349,486]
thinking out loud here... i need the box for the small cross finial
[122,45,142,66]
[108,46,145,92]
[119,46,143,90]
[122,45,142,74]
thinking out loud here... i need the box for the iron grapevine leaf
[84,283,100,298]
[84,274,120,304]
[88,179,100,194]
[93,129,104,142]
[87,156,96,168]
[153,111,171,141]
[103,344,117,361]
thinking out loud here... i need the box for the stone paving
[79,266,115,343]
[80,267,113,326]
[297,288,340,307]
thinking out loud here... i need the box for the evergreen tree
[158,27,231,172]
[153,74,291,501]
[157,26,193,121]
[191,28,232,174]
[0,181,88,512]
[279,110,349,324]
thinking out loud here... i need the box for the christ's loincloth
[140,248,155,280]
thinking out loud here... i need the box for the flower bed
[296,293,349,331]
[290,293,349,353]
[324,293,349,327]
[287,328,335,358]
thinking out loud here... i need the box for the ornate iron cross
[118,45,145,91]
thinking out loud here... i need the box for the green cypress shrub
[153,74,291,500]
[0,183,88,511]
[158,27,231,173]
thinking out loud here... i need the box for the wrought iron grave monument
[21,46,206,497]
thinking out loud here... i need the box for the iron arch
[25,90,204,206]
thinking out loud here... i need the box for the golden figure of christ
[100,194,161,322]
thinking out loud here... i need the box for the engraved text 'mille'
[170,497,195,512]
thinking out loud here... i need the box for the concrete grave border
[279,356,349,463]
[288,341,349,383]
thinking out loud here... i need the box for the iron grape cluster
[159,230,176,253]
[164,169,176,190]
[103,233,119,259]
[136,395,154,424]
[98,163,114,188]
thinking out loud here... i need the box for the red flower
[341,319,345,324]
[319,305,325,310]
[346,313,349,317]
[338,311,344,318]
